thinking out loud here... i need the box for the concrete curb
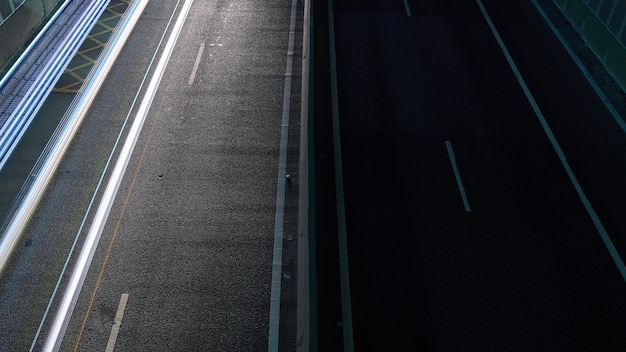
[297,0,314,351]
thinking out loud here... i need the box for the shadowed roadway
[310,0,626,350]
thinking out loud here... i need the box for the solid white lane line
[41,1,195,351]
[267,0,298,350]
[445,141,471,213]
[328,0,355,351]
[476,0,626,281]
[403,0,412,17]
[188,42,205,85]
[104,294,129,352]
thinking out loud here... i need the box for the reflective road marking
[403,0,412,17]
[445,140,471,213]
[105,294,129,352]
[188,42,205,85]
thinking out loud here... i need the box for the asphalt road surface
[0,0,302,350]
[3,0,626,350]
[310,0,626,350]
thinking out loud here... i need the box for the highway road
[309,0,626,350]
[0,0,302,350]
[2,0,626,350]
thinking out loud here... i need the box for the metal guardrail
[0,0,111,171]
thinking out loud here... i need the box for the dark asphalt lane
[311,0,626,350]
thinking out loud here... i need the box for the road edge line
[267,0,299,350]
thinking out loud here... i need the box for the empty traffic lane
[310,0,626,350]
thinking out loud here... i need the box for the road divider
[297,0,312,350]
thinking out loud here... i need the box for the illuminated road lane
[0,0,302,350]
